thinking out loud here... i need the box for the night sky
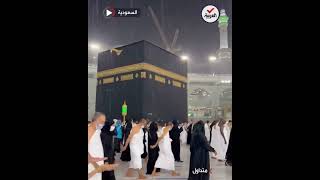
[88,0,232,74]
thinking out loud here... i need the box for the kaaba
[96,40,187,122]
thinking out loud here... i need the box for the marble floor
[113,144,232,180]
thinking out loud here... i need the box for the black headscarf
[101,119,115,135]
[149,121,158,132]
[148,121,159,147]
[172,120,179,127]
[193,121,205,134]
[191,120,206,148]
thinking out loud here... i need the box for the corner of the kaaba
[96,40,187,122]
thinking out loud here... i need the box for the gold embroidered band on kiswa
[97,63,187,83]
[103,77,114,84]
[120,74,134,81]
[155,75,166,84]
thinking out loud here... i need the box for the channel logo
[201,5,219,23]
[103,7,140,18]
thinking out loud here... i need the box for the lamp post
[88,42,102,64]
[208,55,217,63]
[89,43,101,51]
[180,55,189,61]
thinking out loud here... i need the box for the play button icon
[103,7,115,18]
[106,9,112,17]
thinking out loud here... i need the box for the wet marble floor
[113,144,232,180]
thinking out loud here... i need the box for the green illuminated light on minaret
[218,9,229,27]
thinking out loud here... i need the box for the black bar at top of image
[114,8,141,17]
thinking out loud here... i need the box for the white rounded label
[201,5,219,23]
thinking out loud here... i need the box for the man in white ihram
[88,112,109,180]
[204,121,210,141]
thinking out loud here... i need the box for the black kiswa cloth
[96,41,188,122]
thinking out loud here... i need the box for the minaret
[218,9,229,49]
[216,9,232,61]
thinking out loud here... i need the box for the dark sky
[88,0,232,74]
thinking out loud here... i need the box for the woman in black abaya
[146,121,159,174]
[120,118,132,161]
[169,120,183,162]
[141,126,148,159]
[101,119,116,180]
[189,121,217,180]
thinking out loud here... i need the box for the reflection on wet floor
[114,144,232,180]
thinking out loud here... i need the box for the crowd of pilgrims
[88,112,232,180]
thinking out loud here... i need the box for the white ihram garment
[204,123,210,142]
[129,128,144,169]
[180,125,188,144]
[216,125,229,160]
[155,127,175,171]
[88,129,104,180]
[210,125,219,157]
[144,130,148,153]
[225,126,231,143]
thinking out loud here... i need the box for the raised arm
[88,163,119,179]
[178,126,183,133]
[200,134,216,152]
